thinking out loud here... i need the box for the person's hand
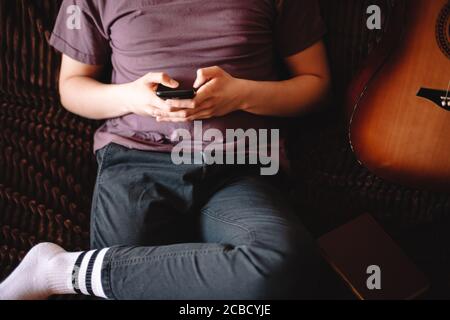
[124,72,192,118]
[156,67,246,122]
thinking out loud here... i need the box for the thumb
[142,72,179,89]
[193,66,221,89]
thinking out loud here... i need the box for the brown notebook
[318,214,430,300]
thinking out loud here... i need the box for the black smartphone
[156,84,196,100]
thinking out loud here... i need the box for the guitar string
[446,80,450,97]
[445,80,450,105]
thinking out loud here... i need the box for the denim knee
[244,224,320,299]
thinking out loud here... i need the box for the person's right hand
[124,72,185,118]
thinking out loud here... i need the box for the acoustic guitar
[347,0,450,192]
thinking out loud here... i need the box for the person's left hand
[156,66,246,122]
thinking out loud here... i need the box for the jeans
[91,143,321,300]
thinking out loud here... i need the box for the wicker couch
[0,0,449,299]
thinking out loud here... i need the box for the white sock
[0,243,110,300]
[72,248,110,298]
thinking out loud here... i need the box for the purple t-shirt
[49,0,325,153]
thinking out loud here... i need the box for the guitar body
[348,0,450,192]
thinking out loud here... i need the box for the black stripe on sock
[86,250,100,296]
[72,251,88,295]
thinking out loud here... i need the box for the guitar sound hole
[436,2,450,59]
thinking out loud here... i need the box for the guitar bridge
[417,88,450,111]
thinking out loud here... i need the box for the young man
[0,0,330,300]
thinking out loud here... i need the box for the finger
[187,100,214,115]
[193,66,222,89]
[158,100,215,121]
[182,101,215,119]
[143,72,179,88]
[150,96,174,112]
[186,109,214,121]
[157,105,210,122]
[157,108,214,122]
[162,109,190,119]
[166,99,195,110]
[141,107,168,118]
[162,105,199,119]
[193,84,215,105]
[156,117,188,123]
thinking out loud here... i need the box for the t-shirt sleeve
[49,0,110,65]
[275,0,326,58]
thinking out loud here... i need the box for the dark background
[0,0,448,299]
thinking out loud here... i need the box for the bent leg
[100,174,321,300]
[199,174,321,299]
